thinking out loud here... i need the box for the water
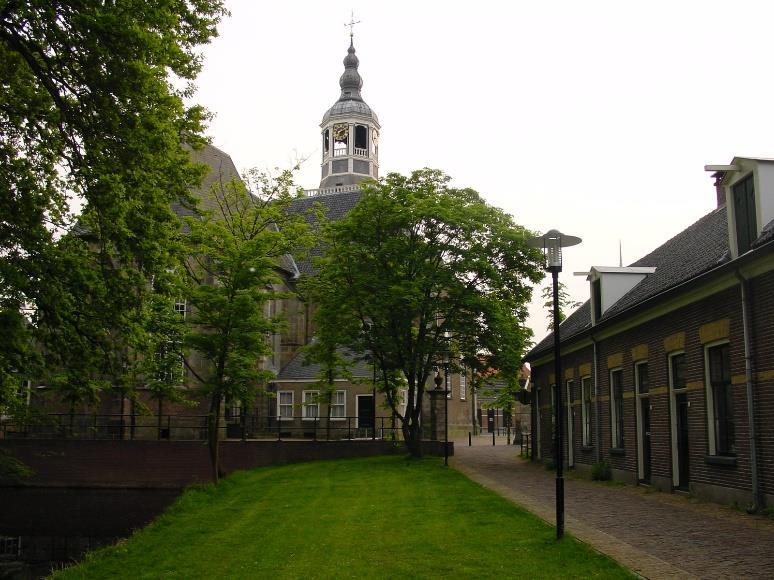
[0,487,180,579]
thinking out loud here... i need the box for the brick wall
[531,269,774,503]
[0,439,452,488]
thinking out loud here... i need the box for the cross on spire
[345,10,360,39]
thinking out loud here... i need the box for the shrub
[591,460,611,481]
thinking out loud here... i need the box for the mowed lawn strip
[53,456,632,579]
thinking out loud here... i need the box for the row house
[525,157,774,508]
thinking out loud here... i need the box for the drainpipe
[591,333,601,463]
[736,270,762,512]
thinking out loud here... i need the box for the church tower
[319,35,380,189]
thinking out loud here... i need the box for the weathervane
[345,10,360,39]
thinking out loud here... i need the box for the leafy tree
[307,169,544,456]
[0,1,226,414]
[183,169,312,480]
[541,282,582,330]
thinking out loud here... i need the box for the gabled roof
[179,144,300,279]
[274,346,372,381]
[527,206,731,359]
[286,189,363,275]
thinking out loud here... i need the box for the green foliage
[541,281,582,331]
[183,169,312,479]
[306,169,544,455]
[0,449,34,483]
[52,457,632,579]
[0,1,226,416]
[592,460,612,481]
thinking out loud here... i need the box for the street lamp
[527,229,582,540]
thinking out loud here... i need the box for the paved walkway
[452,437,774,579]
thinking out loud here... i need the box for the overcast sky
[192,0,774,343]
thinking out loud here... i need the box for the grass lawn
[53,456,632,579]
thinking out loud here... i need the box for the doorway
[566,380,574,468]
[669,353,689,490]
[356,394,374,437]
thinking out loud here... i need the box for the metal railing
[0,413,400,442]
[302,184,361,197]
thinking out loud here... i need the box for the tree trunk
[207,393,222,483]
[157,398,163,440]
[403,419,423,458]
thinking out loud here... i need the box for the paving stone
[452,437,774,579]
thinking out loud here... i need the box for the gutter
[590,333,601,463]
[736,270,762,513]
[525,237,774,363]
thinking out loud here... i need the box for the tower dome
[319,38,380,189]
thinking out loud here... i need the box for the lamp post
[527,229,581,540]
[443,351,450,467]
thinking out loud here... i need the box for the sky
[192,0,774,343]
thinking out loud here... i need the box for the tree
[0,1,226,414]
[306,169,544,456]
[183,169,312,481]
[541,282,582,330]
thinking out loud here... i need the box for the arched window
[354,125,368,155]
[323,128,330,155]
[333,124,348,157]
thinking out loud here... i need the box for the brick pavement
[452,436,774,579]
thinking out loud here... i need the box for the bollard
[468,432,472,446]
[492,431,496,446]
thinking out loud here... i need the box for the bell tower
[319,31,380,189]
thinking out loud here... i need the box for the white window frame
[330,390,346,420]
[459,368,467,400]
[667,351,686,487]
[398,388,408,417]
[174,299,187,319]
[609,367,624,449]
[704,340,733,457]
[581,375,592,447]
[302,390,320,420]
[634,360,649,480]
[277,390,294,420]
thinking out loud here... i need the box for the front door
[640,398,651,483]
[357,395,374,435]
[566,382,574,468]
[676,394,690,490]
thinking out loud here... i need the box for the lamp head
[526,229,582,272]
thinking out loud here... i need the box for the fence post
[469,432,472,446]
[492,431,496,446]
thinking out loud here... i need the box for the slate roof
[527,206,732,359]
[177,144,300,278]
[274,347,373,381]
[286,189,364,275]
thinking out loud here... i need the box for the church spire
[318,18,380,190]
[338,36,363,101]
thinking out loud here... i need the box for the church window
[333,123,348,156]
[354,125,368,154]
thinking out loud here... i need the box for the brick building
[525,157,774,508]
[13,37,474,442]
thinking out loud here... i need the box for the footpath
[452,437,774,579]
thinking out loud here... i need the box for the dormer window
[587,266,656,325]
[732,173,757,254]
[592,278,602,324]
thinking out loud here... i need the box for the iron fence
[0,413,401,442]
